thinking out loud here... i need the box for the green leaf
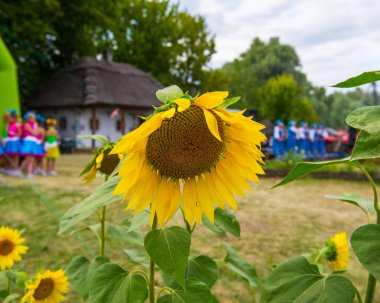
[66,256,109,299]
[59,177,121,234]
[108,223,144,246]
[333,71,380,88]
[346,105,380,134]
[214,208,240,238]
[86,256,110,293]
[273,158,350,188]
[260,256,355,303]
[187,256,219,288]
[214,96,241,109]
[66,256,90,299]
[144,226,191,288]
[156,85,184,103]
[351,224,380,280]
[325,194,374,215]
[124,248,150,268]
[224,243,260,286]
[78,134,110,145]
[3,294,20,303]
[89,263,147,303]
[351,130,380,160]
[157,279,214,303]
[202,215,227,238]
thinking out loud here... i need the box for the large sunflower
[22,269,69,303]
[0,226,28,270]
[325,232,350,271]
[112,90,266,226]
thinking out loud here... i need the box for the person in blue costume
[308,123,317,159]
[286,120,298,153]
[315,123,328,158]
[297,121,309,157]
[273,120,286,158]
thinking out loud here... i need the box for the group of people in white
[272,120,328,158]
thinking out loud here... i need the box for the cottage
[30,57,162,149]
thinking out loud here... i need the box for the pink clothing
[23,121,37,138]
[7,121,19,138]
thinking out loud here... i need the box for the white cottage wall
[40,107,143,149]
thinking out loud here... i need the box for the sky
[178,0,379,89]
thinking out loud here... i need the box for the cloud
[178,0,379,87]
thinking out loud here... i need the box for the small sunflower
[111,89,266,226]
[22,269,69,303]
[81,143,122,183]
[325,232,350,271]
[0,226,28,270]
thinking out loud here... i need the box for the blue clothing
[286,126,297,152]
[315,129,326,157]
[20,137,38,156]
[273,127,285,157]
[5,138,21,155]
[0,142,4,157]
[35,142,46,158]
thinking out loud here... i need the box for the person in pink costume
[20,112,39,178]
[4,110,22,175]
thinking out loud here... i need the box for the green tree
[258,74,317,122]
[0,0,215,102]
[222,37,307,108]
[113,1,215,91]
[0,0,60,98]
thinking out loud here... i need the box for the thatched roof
[30,57,162,108]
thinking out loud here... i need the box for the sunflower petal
[173,98,191,112]
[195,91,229,109]
[161,107,176,119]
[202,108,222,141]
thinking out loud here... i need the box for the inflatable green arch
[0,36,20,130]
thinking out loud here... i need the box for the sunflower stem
[356,162,379,303]
[6,274,11,294]
[149,215,158,303]
[100,206,106,256]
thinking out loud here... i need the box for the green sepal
[214,96,241,109]
[156,85,184,103]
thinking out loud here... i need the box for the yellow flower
[325,232,350,271]
[0,226,28,270]
[83,147,123,184]
[111,91,266,226]
[22,269,69,303]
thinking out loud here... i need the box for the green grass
[0,154,379,302]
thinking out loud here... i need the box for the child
[286,120,298,153]
[19,112,39,178]
[273,120,286,158]
[45,118,60,175]
[5,109,22,176]
[33,114,47,176]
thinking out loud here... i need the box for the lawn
[0,154,378,302]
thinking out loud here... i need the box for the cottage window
[116,119,126,132]
[59,117,67,131]
[90,118,100,131]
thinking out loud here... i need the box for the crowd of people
[0,110,60,179]
[272,120,328,159]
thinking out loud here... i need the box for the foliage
[258,74,317,122]
[271,71,380,303]
[0,0,215,102]
[222,37,307,109]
